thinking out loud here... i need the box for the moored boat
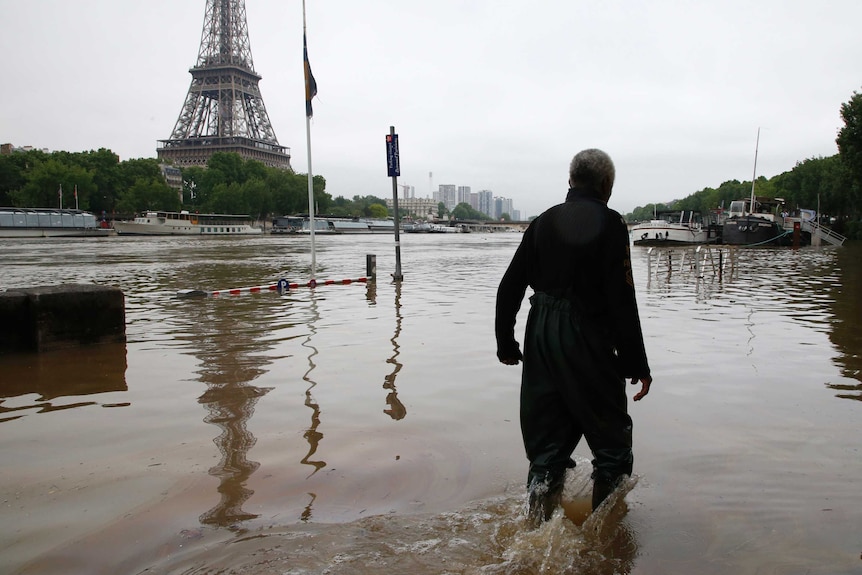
[631,210,719,246]
[271,216,395,234]
[0,207,115,238]
[427,223,459,233]
[113,211,262,236]
[720,128,803,247]
[720,197,799,246]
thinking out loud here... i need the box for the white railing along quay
[802,220,846,246]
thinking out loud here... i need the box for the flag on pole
[303,32,317,118]
[58,184,63,208]
[74,185,78,209]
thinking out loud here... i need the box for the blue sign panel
[386,134,400,177]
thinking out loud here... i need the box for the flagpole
[303,0,316,281]
[74,185,78,210]
[58,184,62,209]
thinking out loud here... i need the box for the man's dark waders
[521,292,633,516]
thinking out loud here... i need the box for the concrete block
[0,284,126,353]
[0,291,31,351]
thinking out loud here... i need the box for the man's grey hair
[569,149,615,192]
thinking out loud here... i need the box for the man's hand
[497,343,522,366]
[631,376,652,401]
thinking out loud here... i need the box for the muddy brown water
[1,234,860,574]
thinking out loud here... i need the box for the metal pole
[303,0,316,280]
[390,126,403,281]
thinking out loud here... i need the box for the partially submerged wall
[0,284,126,353]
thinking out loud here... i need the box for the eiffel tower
[156,0,291,170]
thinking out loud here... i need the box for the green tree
[368,203,388,218]
[208,182,247,214]
[178,153,331,219]
[267,169,306,215]
[12,159,95,209]
[77,149,122,214]
[0,151,44,205]
[312,175,330,213]
[115,177,180,214]
[451,202,490,220]
[243,178,271,220]
[206,152,247,185]
[328,195,354,216]
[181,165,207,207]
[836,88,862,215]
[772,156,851,216]
[114,157,165,214]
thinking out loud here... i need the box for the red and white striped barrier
[177,277,368,298]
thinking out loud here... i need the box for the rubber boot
[591,477,615,511]
[526,473,565,527]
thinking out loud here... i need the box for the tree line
[0,148,392,220]
[0,147,492,223]
[4,89,861,236]
[625,88,862,239]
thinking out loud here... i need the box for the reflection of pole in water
[301,492,316,522]
[300,294,326,476]
[301,388,325,475]
[365,277,377,305]
[198,382,272,527]
[383,281,406,420]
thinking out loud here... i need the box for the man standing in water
[495,148,652,525]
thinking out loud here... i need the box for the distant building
[436,184,457,211]
[477,190,493,217]
[1,143,50,155]
[495,196,514,219]
[386,196,437,219]
[159,164,184,202]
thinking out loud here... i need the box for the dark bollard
[0,284,126,353]
[367,254,377,280]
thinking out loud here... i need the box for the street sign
[386,133,400,177]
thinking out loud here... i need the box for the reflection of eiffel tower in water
[186,299,274,528]
[156,0,291,169]
[198,382,271,526]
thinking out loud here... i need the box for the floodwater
[1,233,860,575]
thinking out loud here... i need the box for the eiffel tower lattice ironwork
[156,0,291,170]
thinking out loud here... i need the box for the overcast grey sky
[2,0,860,217]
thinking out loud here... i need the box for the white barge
[113,211,262,236]
[0,208,114,238]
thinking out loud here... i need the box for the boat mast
[749,127,760,214]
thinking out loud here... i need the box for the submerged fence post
[646,247,653,278]
[695,246,703,277]
[366,254,377,280]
